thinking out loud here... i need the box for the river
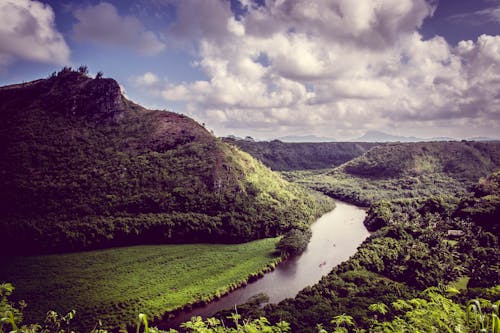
[159,201,369,328]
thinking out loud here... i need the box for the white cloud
[0,0,70,68]
[131,72,160,86]
[72,2,165,55]
[154,0,499,139]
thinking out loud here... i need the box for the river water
[159,201,369,328]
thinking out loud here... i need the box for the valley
[0,69,498,333]
[158,201,369,329]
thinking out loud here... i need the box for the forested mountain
[223,138,379,171]
[0,68,330,254]
[342,141,500,179]
[284,141,500,206]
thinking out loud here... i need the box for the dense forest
[2,170,499,332]
[224,138,380,171]
[213,171,500,332]
[284,141,500,206]
[0,68,332,254]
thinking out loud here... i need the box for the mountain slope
[223,138,380,171]
[0,68,330,254]
[287,141,500,206]
[342,141,500,179]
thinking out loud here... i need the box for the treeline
[0,69,333,254]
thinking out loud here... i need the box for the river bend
[161,201,369,328]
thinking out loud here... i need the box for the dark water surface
[160,201,369,328]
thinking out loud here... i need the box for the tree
[78,65,89,75]
[276,228,311,256]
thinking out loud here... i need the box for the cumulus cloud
[131,72,160,86]
[72,2,165,55]
[0,0,70,68]
[157,0,499,139]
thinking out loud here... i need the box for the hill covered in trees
[284,141,500,206]
[222,138,379,171]
[0,68,331,254]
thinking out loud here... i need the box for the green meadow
[0,238,280,330]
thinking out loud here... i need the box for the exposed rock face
[0,69,125,122]
[73,77,126,121]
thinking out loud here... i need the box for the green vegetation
[284,141,500,206]
[276,228,312,256]
[0,68,333,254]
[224,138,379,171]
[2,70,500,333]
[0,167,499,332]
[3,284,499,333]
[243,170,498,332]
[453,277,471,290]
[0,239,281,331]
[285,169,467,207]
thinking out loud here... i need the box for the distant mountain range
[468,137,500,142]
[351,130,454,142]
[262,131,498,143]
[351,131,499,142]
[276,135,337,142]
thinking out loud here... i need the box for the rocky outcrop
[0,69,125,122]
[73,77,126,121]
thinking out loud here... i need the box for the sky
[0,0,499,140]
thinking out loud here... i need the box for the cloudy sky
[0,0,499,140]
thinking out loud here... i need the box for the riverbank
[0,239,281,331]
[157,201,369,329]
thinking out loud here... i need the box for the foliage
[1,283,499,333]
[255,170,500,332]
[456,170,500,235]
[368,288,468,332]
[343,142,500,180]
[224,138,379,171]
[0,239,281,331]
[0,69,332,254]
[284,142,500,207]
[0,283,23,332]
[276,228,312,256]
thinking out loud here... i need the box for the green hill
[222,138,379,171]
[285,141,500,206]
[342,141,500,179]
[0,68,331,254]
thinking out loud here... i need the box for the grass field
[0,239,280,330]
